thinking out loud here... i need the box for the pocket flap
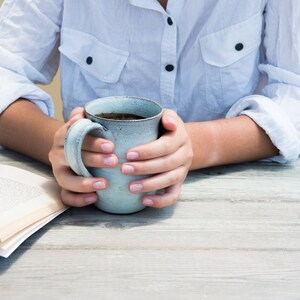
[59,28,129,83]
[200,12,263,68]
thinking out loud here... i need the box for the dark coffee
[95,112,145,120]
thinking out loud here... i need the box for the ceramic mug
[64,96,163,214]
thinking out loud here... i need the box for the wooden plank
[1,200,298,251]
[182,162,300,203]
[1,250,300,300]
[1,150,300,299]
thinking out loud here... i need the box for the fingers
[61,189,99,207]
[54,166,108,193]
[69,107,85,121]
[81,150,118,168]
[49,107,117,208]
[141,184,182,208]
[126,111,186,162]
[126,131,182,161]
[121,145,188,175]
[81,135,115,153]
[161,109,179,132]
[53,108,188,209]
[128,165,187,194]
[50,139,117,168]
[67,108,115,154]
[51,109,115,158]
[53,163,109,208]
[122,109,192,209]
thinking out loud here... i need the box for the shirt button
[86,56,93,65]
[165,64,175,72]
[167,17,173,26]
[235,43,244,51]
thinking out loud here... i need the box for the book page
[0,165,67,242]
[0,210,64,258]
[0,177,46,213]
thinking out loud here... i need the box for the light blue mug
[64,96,163,214]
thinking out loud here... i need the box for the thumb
[162,109,179,132]
[69,107,85,126]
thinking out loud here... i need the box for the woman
[0,0,299,208]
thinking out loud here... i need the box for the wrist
[185,121,219,170]
[0,99,63,165]
[185,115,278,170]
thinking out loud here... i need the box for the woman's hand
[121,109,193,208]
[48,107,118,207]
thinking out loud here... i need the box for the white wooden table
[1,149,300,300]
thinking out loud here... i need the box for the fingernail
[143,198,154,206]
[127,151,139,160]
[103,156,116,166]
[122,165,135,174]
[84,195,97,204]
[101,143,113,153]
[130,183,143,193]
[92,181,106,190]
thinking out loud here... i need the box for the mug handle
[64,118,114,178]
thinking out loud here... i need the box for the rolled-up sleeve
[226,0,300,163]
[0,0,63,117]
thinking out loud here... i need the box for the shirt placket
[128,0,178,109]
[160,13,177,110]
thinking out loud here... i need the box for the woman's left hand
[121,109,193,208]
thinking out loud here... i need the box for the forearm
[0,99,63,165]
[186,115,279,170]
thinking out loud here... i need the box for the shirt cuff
[226,95,300,163]
[0,67,55,117]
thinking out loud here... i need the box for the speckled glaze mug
[64,96,163,214]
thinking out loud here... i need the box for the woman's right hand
[48,107,118,207]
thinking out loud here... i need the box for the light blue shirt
[0,0,300,162]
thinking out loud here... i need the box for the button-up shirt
[0,0,300,162]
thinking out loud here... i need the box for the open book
[0,165,67,258]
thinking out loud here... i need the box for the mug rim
[84,96,163,122]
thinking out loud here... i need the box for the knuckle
[86,153,97,166]
[82,135,94,150]
[167,186,181,204]
[165,156,177,170]
[168,172,180,186]
[84,153,102,167]
[187,151,193,166]
[53,128,63,143]
[55,174,66,189]
[61,189,84,207]
[141,147,153,159]
[60,189,75,206]
[164,140,174,153]
[48,150,54,164]
[168,194,178,205]
[174,186,182,199]
[60,190,68,204]
[53,167,70,189]
[188,149,193,161]
[140,163,152,174]
[79,179,90,191]
[156,194,178,208]
[180,167,189,180]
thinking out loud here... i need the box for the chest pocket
[199,12,263,113]
[59,28,129,108]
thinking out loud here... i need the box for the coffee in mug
[95,113,145,120]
